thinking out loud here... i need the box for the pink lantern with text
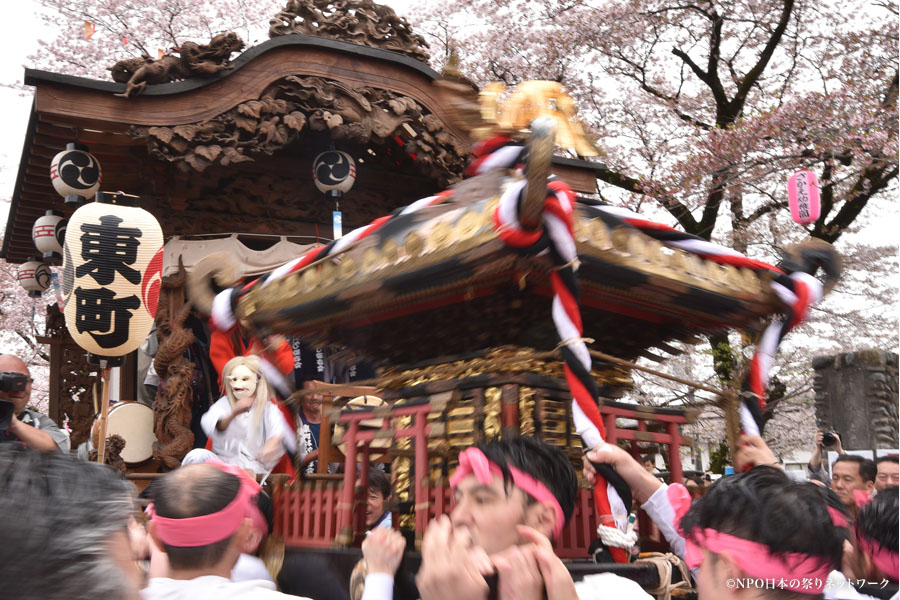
[787,170,820,225]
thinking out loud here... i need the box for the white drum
[104,402,158,464]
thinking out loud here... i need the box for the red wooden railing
[276,479,342,548]
[275,397,689,556]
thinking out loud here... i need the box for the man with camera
[0,355,69,453]
[808,430,845,487]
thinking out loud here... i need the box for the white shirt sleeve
[201,397,231,438]
[641,484,686,560]
[361,572,395,600]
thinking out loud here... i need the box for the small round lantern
[62,191,163,364]
[50,142,102,206]
[32,210,68,264]
[312,150,356,200]
[17,257,51,298]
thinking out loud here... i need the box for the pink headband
[149,460,261,547]
[668,484,831,594]
[856,530,899,582]
[827,506,849,529]
[450,447,565,539]
[854,489,874,508]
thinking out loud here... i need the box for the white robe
[200,397,287,474]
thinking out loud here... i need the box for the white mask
[227,364,258,401]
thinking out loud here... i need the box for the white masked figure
[200,355,286,474]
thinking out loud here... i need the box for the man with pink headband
[142,462,307,599]
[586,437,858,600]
[850,487,898,600]
[361,437,651,600]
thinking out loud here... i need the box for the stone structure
[812,349,899,449]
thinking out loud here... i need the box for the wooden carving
[44,304,101,449]
[108,33,245,98]
[88,434,128,474]
[152,303,195,469]
[269,0,429,62]
[129,75,468,185]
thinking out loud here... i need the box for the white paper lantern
[32,210,67,263]
[312,150,356,197]
[50,143,102,205]
[17,257,51,298]
[62,192,163,362]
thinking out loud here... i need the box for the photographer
[808,430,845,487]
[0,355,69,453]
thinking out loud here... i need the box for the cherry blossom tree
[30,0,277,80]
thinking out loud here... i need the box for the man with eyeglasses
[0,354,69,453]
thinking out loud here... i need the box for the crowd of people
[0,349,897,600]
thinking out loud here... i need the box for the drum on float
[96,401,158,465]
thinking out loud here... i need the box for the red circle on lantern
[142,247,164,317]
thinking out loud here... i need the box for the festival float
[2,1,841,598]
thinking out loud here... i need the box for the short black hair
[681,466,845,584]
[856,486,898,576]
[875,455,899,466]
[477,436,577,528]
[641,455,654,465]
[368,468,391,499]
[833,455,876,483]
[153,466,241,570]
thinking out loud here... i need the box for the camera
[822,431,839,447]
[0,372,28,431]
[0,372,28,393]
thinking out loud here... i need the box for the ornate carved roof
[269,0,430,62]
[129,74,467,185]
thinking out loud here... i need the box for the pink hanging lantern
[787,170,820,225]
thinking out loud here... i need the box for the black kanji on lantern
[76,215,143,285]
[73,287,140,349]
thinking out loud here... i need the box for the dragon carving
[108,32,245,98]
[269,0,429,62]
[152,303,196,469]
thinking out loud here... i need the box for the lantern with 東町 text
[787,170,820,226]
[62,192,163,364]
[313,150,356,199]
[32,210,67,264]
[50,143,102,206]
[17,257,51,298]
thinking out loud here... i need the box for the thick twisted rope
[493,176,633,562]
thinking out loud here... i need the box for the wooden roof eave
[1,101,39,261]
[21,34,470,139]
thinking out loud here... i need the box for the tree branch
[731,0,795,113]
[14,331,49,363]
[816,164,899,243]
